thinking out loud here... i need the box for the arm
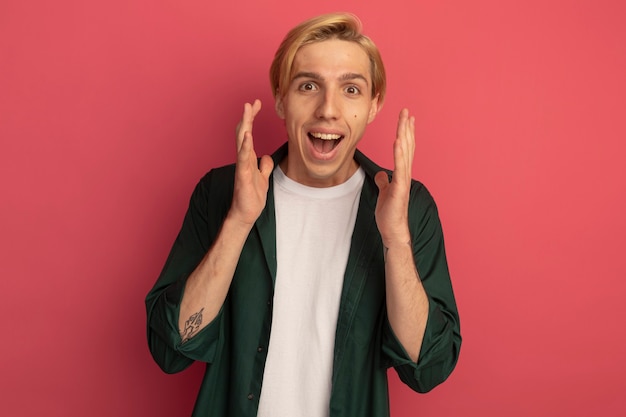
[146,100,274,372]
[375,109,461,392]
[374,109,427,362]
[178,99,274,340]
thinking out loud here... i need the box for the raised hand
[229,99,274,227]
[374,109,428,363]
[374,108,416,249]
[177,101,274,337]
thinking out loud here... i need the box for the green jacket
[146,144,461,417]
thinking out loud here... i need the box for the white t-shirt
[256,166,365,417]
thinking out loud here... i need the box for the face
[275,39,380,187]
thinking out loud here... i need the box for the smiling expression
[275,39,380,187]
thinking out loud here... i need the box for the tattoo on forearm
[181,308,204,343]
[383,240,412,259]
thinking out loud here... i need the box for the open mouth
[308,132,344,154]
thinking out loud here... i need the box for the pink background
[1,0,625,416]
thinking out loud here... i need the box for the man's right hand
[230,99,274,227]
[178,100,275,341]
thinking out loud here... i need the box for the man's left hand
[374,108,416,249]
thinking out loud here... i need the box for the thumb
[259,155,275,179]
[374,171,390,192]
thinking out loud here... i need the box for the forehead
[292,39,371,81]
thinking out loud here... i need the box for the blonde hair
[270,12,386,104]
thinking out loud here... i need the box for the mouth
[307,132,344,154]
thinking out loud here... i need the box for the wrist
[380,227,411,249]
[223,211,256,236]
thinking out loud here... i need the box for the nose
[315,89,340,120]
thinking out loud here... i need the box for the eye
[345,85,361,95]
[299,82,318,92]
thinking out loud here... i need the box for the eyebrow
[292,71,370,86]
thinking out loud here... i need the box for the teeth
[310,132,342,140]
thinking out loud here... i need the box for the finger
[399,109,416,180]
[399,109,413,158]
[405,111,415,146]
[396,108,409,142]
[404,114,415,176]
[237,131,253,168]
[393,137,407,185]
[393,109,411,183]
[235,103,249,150]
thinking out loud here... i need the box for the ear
[366,94,381,124]
[275,94,285,119]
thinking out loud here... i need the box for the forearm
[384,241,429,362]
[178,213,253,342]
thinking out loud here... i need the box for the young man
[146,12,461,417]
